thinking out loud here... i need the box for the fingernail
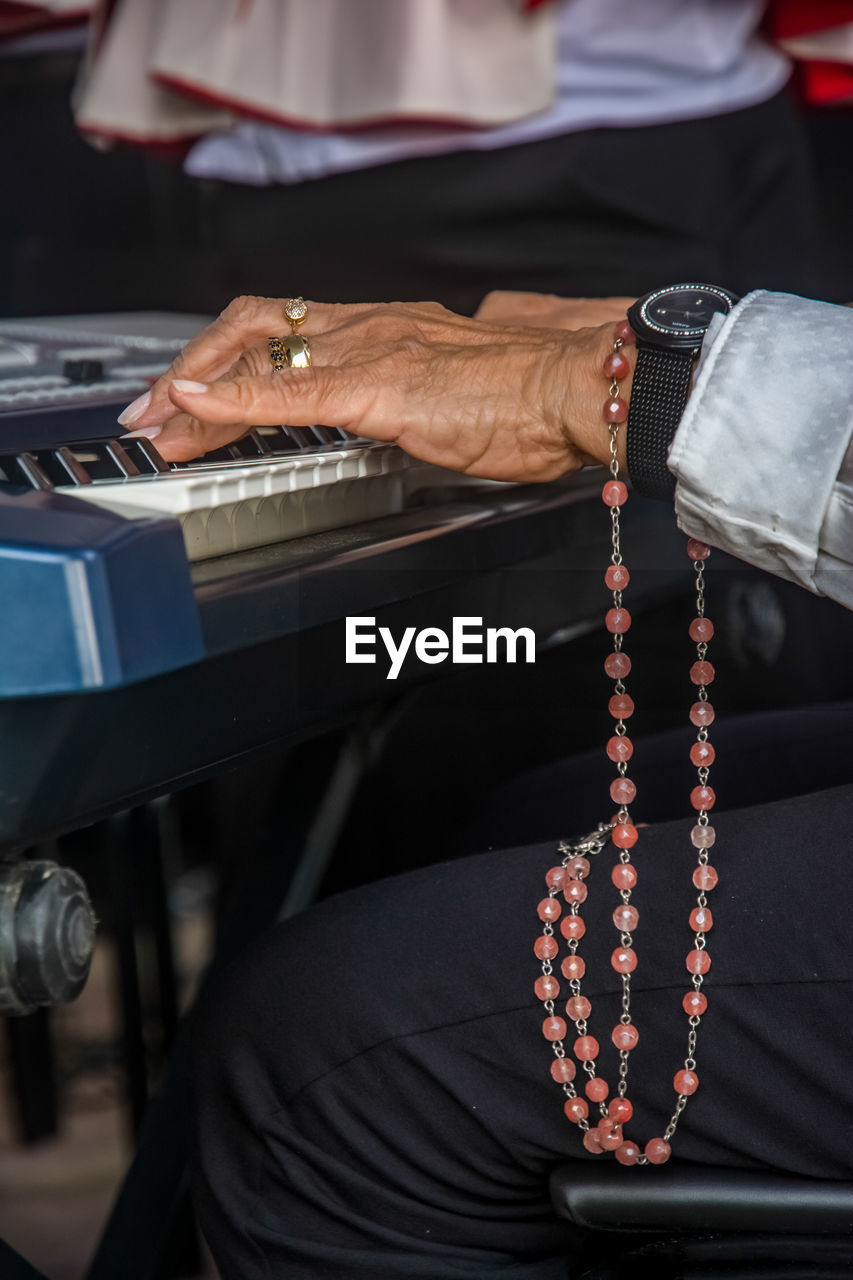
[123,424,163,439]
[172,379,209,394]
[117,390,151,425]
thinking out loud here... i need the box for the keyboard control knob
[0,861,96,1015]
[62,358,104,383]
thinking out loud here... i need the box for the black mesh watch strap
[625,345,695,501]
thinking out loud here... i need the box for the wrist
[552,322,636,473]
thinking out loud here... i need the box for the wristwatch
[625,284,739,500]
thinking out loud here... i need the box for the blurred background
[2,3,853,1278]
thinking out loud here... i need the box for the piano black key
[230,431,271,459]
[254,425,295,450]
[306,425,344,447]
[286,425,328,449]
[120,437,170,474]
[0,452,54,489]
[55,442,133,481]
[103,440,141,478]
[35,447,93,486]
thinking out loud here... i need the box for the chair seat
[550,1163,853,1234]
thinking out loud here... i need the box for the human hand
[475,291,635,331]
[120,296,633,481]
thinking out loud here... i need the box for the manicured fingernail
[117,390,151,425]
[172,379,209,394]
[123,424,163,439]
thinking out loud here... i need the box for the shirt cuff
[668,290,853,591]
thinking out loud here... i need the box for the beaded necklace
[534,319,718,1166]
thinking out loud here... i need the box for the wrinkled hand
[475,291,635,331]
[120,296,631,481]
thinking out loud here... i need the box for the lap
[190,757,853,1278]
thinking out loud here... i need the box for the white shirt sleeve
[667,290,853,608]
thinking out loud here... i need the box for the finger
[475,290,562,321]
[116,295,357,431]
[124,412,252,463]
[159,366,392,459]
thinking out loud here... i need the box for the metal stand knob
[0,861,96,1016]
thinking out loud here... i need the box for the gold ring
[284,297,308,333]
[268,334,312,370]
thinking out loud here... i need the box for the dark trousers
[195,88,830,315]
[190,702,853,1280]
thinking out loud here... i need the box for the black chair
[551,1164,853,1279]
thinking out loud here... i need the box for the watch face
[629,284,738,351]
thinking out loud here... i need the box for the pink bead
[689,617,715,642]
[612,823,638,849]
[615,1140,641,1165]
[689,906,713,933]
[689,701,715,727]
[693,864,718,891]
[566,856,590,880]
[686,948,711,975]
[691,785,715,811]
[683,990,708,1017]
[537,897,561,922]
[611,864,637,890]
[550,1056,576,1084]
[674,1069,699,1095]
[690,660,715,686]
[550,1056,577,1084]
[644,1138,672,1165]
[535,936,558,960]
[564,880,588,905]
[598,1121,624,1151]
[690,824,716,850]
[690,741,715,768]
[605,565,631,592]
[560,915,586,941]
[586,1077,609,1102]
[604,651,631,680]
[611,946,638,974]
[610,777,637,806]
[583,1128,604,1154]
[566,995,592,1022]
[535,975,560,1001]
[609,1097,634,1124]
[606,607,632,635]
[545,866,567,889]
[603,350,630,379]
[561,954,586,981]
[604,396,628,424]
[606,735,633,762]
[602,480,628,507]
[543,1016,567,1042]
[612,904,639,932]
[686,539,711,560]
[574,1035,599,1061]
[615,319,635,345]
[612,1023,639,1050]
[564,1097,589,1123]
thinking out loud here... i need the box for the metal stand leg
[4,1008,57,1143]
[87,711,393,1280]
[105,811,149,1138]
